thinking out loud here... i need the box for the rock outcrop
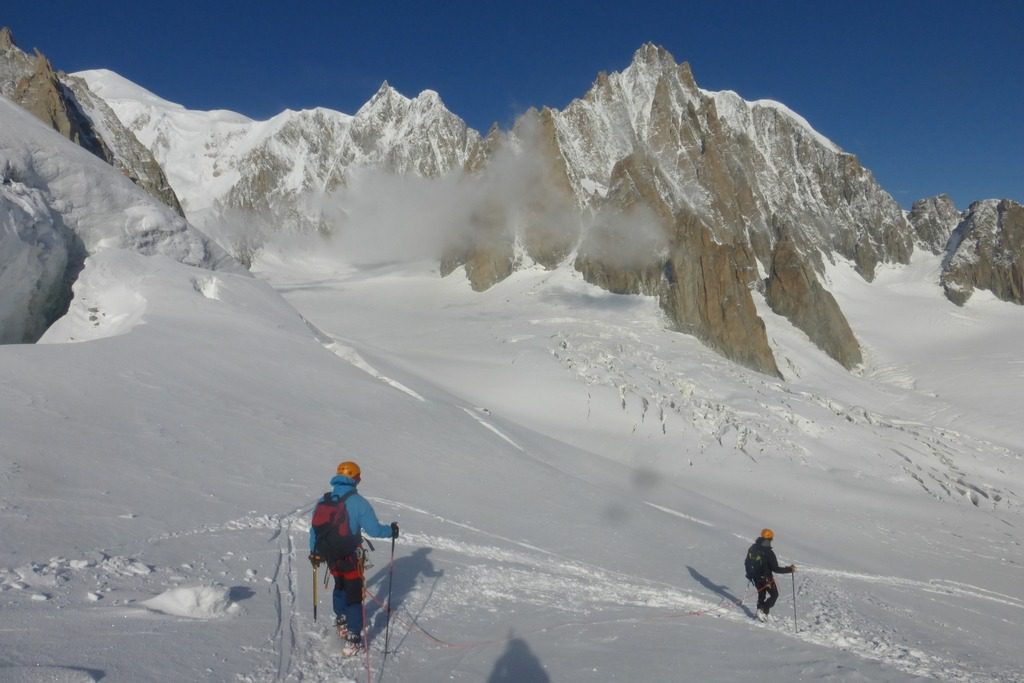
[62,74,184,215]
[455,43,909,372]
[0,27,183,216]
[942,199,1024,305]
[476,45,890,372]
[12,51,113,163]
[547,44,914,281]
[765,232,862,369]
[908,194,961,254]
[663,217,781,377]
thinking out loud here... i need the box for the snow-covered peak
[750,98,842,153]
[354,82,452,126]
[703,90,843,154]
[357,80,408,115]
[412,88,444,110]
[76,68,186,114]
[78,69,478,238]
[630,42,679,75]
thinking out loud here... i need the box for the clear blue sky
[5,0,1021,208]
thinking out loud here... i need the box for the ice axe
[312,562,319,621]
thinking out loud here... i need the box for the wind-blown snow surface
[3,220,1022,681]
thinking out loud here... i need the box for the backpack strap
[322,489,357,504]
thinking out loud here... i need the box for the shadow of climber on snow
[687,565,754,618]
[488,634,550,683]
[366,547,443,642]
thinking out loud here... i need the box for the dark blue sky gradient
[4,1,1021,208]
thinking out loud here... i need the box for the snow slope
[2,97,1024,683]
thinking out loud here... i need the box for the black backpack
[312,490,361,571]
[744,542,767,581]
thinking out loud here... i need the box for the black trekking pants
[755,577,779,613]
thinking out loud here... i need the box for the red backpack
[311,491,361,572]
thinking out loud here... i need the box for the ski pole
[791,572,797,633]
[383,535,396,659]
[313,562,319,622]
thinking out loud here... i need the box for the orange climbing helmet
[336,461,361,481]
[760,528,774,540]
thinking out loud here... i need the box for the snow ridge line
[643,501,715,527]
[459,407,525,451]
[300,316,425,401]
[322,340,425,401]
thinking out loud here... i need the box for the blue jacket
[309,475,392,553]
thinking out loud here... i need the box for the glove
[308,552,321,566]
[390,522,400,539]
[789,564,797,572]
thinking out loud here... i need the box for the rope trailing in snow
[365,590,503,650]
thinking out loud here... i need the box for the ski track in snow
[3,498,1018,681]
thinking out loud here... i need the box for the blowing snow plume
[434,110,584,290]
[575,202,670,296]
[314,169,478,266]
[269,111,585,290]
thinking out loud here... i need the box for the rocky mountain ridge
[435,45,1021,372]
[9,33,1018,373]
[79,70,480,236]
[0,27,183,215]
[942,199,1023,305]
[449,45,912,374]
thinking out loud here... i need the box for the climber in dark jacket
[744,528,795,620]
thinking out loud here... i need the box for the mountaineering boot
[342,634,363,657]
[756,609,768,622]
[334,615,348,639]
